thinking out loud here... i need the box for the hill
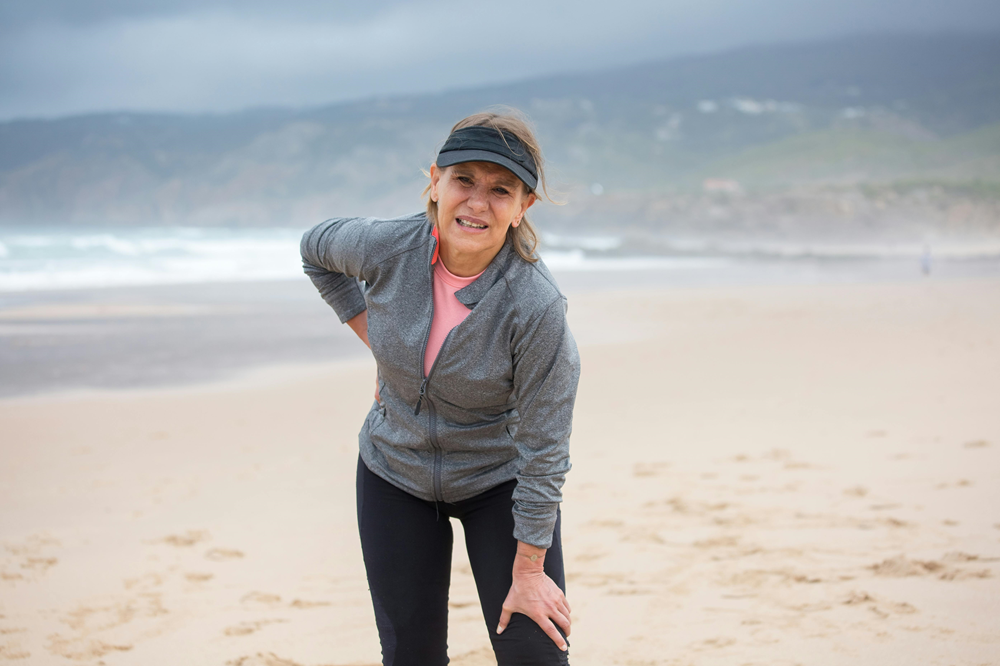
[1,32,998,236]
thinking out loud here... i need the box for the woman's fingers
[499,571,571,648]
[550,606,571,637]
[557,596,571,620]
[496,606,513,634]
[536,617,569,651]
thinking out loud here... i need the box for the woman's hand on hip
[497,542,571,650]
[346,311,380,401]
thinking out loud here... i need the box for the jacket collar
[430,225,441,265]
[454,240,512,308]
[428,223,512,309]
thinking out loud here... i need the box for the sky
[1,0,999,121]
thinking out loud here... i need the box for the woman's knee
[490,613,570,666]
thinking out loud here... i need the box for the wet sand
[1,276,999,664]
[3,255,997,398]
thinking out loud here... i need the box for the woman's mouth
[456,217,488,229]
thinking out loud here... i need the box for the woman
[300,110,580,666]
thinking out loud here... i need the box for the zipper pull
[414,377,428,415]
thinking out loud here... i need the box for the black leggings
[356,457,570,666]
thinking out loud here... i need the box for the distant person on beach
[301,109,580,665]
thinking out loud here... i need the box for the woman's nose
[467,184,489,210]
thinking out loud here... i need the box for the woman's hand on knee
[497,543,571,651]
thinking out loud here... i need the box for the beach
[1,273,999,665]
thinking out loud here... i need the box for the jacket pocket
[367,403,387,434]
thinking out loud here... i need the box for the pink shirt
[424,259,482,376]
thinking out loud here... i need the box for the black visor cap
[435,126,538,191]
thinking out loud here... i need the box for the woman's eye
[458,176,473,185]
[493,188,510,196]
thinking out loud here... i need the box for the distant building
[702,178,743,195]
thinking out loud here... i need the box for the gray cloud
[2,0,999,120]
[0,0,417,26]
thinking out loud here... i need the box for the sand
[1,277,999,665]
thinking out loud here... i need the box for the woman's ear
[429,163,441,202]
[520,191,537,216]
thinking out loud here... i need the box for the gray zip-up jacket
[301,212,580,548]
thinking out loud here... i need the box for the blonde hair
[424,108,555,263]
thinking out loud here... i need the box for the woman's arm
[303,219,379,399]
[497,541,571,651]
[498,297,581,650]
[346,310,371,348]
[508,297,581,547]
[300,218,371,324]
[345,310,380,402]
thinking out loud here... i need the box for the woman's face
[429,161,536,271]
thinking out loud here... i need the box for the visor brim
[436,149,538,191]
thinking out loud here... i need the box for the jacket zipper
[414,237,447,503]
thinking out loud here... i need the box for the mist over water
[3,226,998,293]
[0,226,728,291]
[0,227,307,291]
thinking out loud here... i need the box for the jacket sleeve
[509,297,581,548]
[300,218,371,324]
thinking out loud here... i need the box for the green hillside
[693,122,1000,190]
[0,33,998,230]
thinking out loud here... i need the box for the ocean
[1,225,998,293]
[0,226,731,292]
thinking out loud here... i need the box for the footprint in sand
[20,557,58,573]
[633,461,670,477]
[843,591,917,618]
[870,555,992,580]
[184,572,214,583]
[123,572,164,591]
[154,530,210,547]
[935,479,974,489]
[693,534,739,549]
[726,568,822,587]
[240,592,282,609]
[226,653,380,666]
[587,519,625,529]
[574,550,608,563]
[696,636,737,650]
[606,586,653,596]
[0,643,31,660]
[871,555,944,577]
[47,638,133,660]
[289,599,332,609]
[2,534,61,581]
[223,619,287,637]
[206,548,244,561]
[227,655,299,666]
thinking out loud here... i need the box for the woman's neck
[438,240,501,277]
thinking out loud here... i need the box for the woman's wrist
[513,541,546,574]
